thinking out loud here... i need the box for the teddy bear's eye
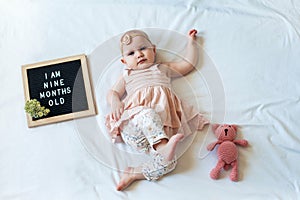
[229,125,231,127]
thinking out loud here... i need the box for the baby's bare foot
[156,133,184,161]
[116,167,144,191]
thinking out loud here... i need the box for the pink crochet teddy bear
[207,124,248,181]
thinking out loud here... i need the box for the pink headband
[120,30,152,54]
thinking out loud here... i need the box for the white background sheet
[1,1,300,199]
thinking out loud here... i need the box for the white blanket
[1,1,300,199]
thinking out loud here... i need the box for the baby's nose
[136,50,144,57]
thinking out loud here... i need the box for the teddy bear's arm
[207,141,221,151]
[234,139,248,147]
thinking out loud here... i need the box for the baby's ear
[152,45,156,53]
[121,58,126,64]
[212,124,220,132]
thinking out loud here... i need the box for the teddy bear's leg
[210,160,225,180]
[230,160,238,181]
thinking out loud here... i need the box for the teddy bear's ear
[212,124,220,132]
[231,124,238,132]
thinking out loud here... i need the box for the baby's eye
[139,46,147,51]
[127,51,134,56]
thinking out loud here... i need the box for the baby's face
[121,36,156,70]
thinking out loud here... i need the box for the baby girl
[105,29,209,191]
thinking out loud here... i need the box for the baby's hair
[120,30,153,54]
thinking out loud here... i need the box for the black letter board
[22,54,96,127]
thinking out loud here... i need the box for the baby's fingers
[109,111,118,121]
[120,105,124,114]
[114,108,124,121]
[189,29,197,38]
[109,113,115,121]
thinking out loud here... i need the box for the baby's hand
[188,29,197,40]
[110,100,124,121]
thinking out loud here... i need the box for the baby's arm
[107,75,126,121]
[163,29,199,77]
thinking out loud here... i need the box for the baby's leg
[116,167,145,191]
[142,150,178,181]
[137,108,184,161]
[117,108,183,190]
[117,144,181,191]
[154,133,184,161]
[117,149,180,191]
[136,108,184,180]
[120,118,151,154]
[117,115,151,191]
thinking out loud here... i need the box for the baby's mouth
[138,59,147,65]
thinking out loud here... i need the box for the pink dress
[105,64,209,141]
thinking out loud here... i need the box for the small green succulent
[24,99,50,119]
